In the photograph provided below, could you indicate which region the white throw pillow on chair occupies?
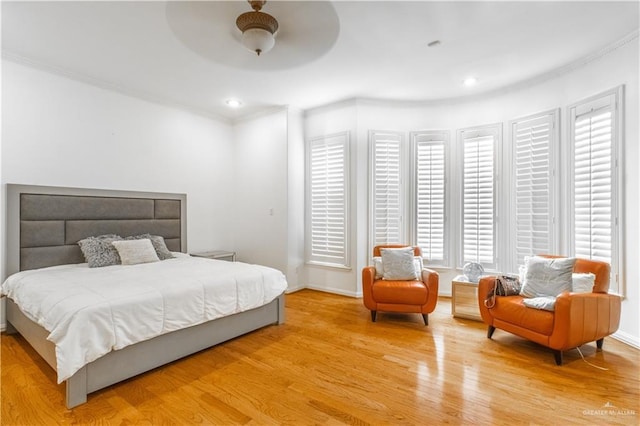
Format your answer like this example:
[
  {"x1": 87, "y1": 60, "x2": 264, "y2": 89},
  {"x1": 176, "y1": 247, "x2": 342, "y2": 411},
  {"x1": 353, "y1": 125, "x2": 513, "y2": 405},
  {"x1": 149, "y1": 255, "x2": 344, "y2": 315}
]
[
  {"x1": 380, "y1": 247, "x2": 420, "y2": 280},
  {"x1": 520, "y1": 256, "x2": 576, "y2": 298}
]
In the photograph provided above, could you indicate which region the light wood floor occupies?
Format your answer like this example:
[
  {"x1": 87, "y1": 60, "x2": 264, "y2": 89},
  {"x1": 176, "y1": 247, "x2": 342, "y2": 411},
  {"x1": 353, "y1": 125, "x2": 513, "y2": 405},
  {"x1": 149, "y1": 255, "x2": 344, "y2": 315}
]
[{"x1": 1, "y1": 289, "x2": 639, "y2": 425}]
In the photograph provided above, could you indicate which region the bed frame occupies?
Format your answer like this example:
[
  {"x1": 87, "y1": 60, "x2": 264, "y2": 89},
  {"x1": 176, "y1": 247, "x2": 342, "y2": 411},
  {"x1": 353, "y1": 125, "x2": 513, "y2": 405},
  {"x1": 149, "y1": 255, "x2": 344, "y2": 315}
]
[{"x1": 4, "y1": 184, "x2": 285, "y2": 408}]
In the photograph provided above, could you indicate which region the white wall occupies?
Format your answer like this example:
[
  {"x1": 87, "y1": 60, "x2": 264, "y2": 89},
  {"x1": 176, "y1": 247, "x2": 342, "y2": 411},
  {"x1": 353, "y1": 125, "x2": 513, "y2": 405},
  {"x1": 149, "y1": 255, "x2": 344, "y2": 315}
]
[
  {"x1": 1, "y1": 59, "x2": 236, "y2": 327},
  {"x1": 286, "y1": 107, "x2": 306, "y2": 292},
  {"x1": 232, "y1": 109, "x2": 289, "y2": 273},
  {"x1": 231, "y1": 107, "x2": 305, "y2": 291},
  {"x1": 302, "y1": 37, "x2": 639, "y2": 346}
]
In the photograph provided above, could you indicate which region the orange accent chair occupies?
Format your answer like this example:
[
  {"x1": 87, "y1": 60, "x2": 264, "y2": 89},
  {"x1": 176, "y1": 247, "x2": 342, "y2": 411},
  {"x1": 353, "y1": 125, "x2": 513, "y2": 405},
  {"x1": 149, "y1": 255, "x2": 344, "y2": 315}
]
[
  {"x1": 362, "y1": 245, "x2": 439, "y2": 325},
  {"x1": 477, "y1": 256, "x2": 621, "y2": 365}
]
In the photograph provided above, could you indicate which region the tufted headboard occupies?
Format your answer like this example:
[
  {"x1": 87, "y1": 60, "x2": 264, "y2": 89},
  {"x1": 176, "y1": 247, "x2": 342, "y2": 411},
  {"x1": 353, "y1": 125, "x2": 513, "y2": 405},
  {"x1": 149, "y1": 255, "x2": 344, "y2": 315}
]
[{"x1": 5, "y1": 184, "x2": 187, "y2": 277}]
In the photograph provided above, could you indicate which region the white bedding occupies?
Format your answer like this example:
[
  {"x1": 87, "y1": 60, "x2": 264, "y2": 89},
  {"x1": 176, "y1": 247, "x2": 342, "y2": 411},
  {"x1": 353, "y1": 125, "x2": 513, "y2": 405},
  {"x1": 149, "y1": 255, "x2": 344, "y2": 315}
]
[{"x1": 1, "y1": 254, "x2": 287, "y2": 383}]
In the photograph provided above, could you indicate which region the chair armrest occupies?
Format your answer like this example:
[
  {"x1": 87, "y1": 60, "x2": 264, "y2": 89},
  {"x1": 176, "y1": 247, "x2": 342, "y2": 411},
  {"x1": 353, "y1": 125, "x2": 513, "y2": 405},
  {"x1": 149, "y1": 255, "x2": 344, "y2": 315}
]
[
  {"x1": 477, "y1": 276, "x2": 498, "y2": 325},
  {"x1": 421, "y1": 268, "x2": 439, "y2": 313},
  {"x1": 421, "y1": 268, "x2": 439, "y2": 293},
  {"x1": 362, "y1": 266, "x2": 376, "y2": 310},
  {"x1": 549, "y1": 292, "x2": 622, "y2": 350}
]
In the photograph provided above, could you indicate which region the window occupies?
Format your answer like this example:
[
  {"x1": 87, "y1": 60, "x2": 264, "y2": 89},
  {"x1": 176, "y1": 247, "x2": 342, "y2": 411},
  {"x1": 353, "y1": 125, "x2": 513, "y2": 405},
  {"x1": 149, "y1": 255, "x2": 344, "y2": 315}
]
[
  {"x1": 569, "y1": 87, "x2": 622, "y2": 293},
  {"x1": 306, "y1": 132, "x2": 350, "y2": 267},
  {"x1": 458, "y1": 125, "x2": 501, "y2": 270},
  {"x1": 411, "y1": 131, "x2": 448, "y2": 265},
  {"x1": 369, "y1": 131, "x2": 404, "y2": 251},
  {"x1": 510, "y1": 110, "x2": 559, "y2": 269}
]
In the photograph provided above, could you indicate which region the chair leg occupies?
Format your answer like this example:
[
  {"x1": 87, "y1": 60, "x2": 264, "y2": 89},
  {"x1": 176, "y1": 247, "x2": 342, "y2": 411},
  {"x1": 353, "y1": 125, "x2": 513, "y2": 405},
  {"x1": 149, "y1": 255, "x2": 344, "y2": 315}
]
[
  {"x1": 422, "y1": 314, "x2": 428, "y2": 326},
  {"x1": 370, "y1": 310, "x2": 377, "y2": 322},
  {"x1": 487, "y1": 325, "x2": 496, "y2": 339},
  {"x1": 596, "y1": 338, "x2": 604, "y2": 350},
  {"x1": 554, "y1": 350, "x2": 563, "y2": 366}
]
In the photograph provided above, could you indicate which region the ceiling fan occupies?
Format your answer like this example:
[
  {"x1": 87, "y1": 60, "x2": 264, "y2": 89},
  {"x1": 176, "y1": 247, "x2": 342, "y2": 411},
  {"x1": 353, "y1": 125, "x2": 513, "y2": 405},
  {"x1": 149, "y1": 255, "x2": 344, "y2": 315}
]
[
  {"x1": 235, "y1": 1, "x2": 279, "y2": 56},
  {"x1": 166, "y1": 1, "x2": 339, "y2": 70}
]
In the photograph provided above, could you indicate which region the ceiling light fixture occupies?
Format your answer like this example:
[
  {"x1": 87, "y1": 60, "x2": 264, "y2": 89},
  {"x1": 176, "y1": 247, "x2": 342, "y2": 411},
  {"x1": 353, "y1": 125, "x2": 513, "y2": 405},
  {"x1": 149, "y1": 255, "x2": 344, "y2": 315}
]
[
  {"x1": 463, "y1": 76, "x2": 478, "y2": 87},
  {"x1": 226, "y1": 99, "x2": 242, "y2": 108},
  {"x1": 236, "y1": 0, "x2": 279, "y2": 56}
]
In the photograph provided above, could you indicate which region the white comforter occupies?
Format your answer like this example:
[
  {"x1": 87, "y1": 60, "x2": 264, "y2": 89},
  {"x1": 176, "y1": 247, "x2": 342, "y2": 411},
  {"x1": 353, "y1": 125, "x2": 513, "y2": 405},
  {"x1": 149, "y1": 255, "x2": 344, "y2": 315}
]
[{"x1": 1, "y1": 254, "x2": 287, "y2": 383}]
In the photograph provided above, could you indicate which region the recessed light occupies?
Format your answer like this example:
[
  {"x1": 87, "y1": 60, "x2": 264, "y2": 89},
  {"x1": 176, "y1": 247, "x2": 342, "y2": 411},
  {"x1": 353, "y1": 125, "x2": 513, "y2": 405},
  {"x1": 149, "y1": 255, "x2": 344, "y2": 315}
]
[
  {"x1": 225, "y1": 99, "x2": 242, "y2": 108},
  {"x1": 463, "y1": 77, "x2": 478, "y2": 87}
]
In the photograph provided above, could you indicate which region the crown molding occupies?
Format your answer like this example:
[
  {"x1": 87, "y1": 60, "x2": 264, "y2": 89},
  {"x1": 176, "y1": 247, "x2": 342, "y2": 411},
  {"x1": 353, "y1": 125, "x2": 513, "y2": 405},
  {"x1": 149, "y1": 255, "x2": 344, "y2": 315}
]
[
  {"x1": 2, "y1": 50, "x2": 231, "y2": 125},
  {"x1": 230, "y1": 105, "x2": 290, "y2": 125},
  {"x1": 304, "y1": 98, "x2": 359, "y2": 117},
  {"x1": 481, "y1": 29, "x2": 639, "y2": 99}
]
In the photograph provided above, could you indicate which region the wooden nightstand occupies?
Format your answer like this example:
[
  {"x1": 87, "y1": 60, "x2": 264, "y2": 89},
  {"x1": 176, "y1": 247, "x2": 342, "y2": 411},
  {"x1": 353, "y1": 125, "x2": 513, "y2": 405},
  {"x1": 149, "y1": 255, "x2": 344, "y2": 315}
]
[
  {"x1": 452, "y1": 279, "x2": 482, "y2": 321},
  {"x1": 191, "y1": 250, "x2": 236, "y2": 262}
]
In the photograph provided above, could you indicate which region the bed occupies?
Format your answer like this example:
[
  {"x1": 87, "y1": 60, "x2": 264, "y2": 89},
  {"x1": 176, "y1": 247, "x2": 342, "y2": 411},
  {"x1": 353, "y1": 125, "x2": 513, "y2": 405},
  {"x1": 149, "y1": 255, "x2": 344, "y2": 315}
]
[{"x1": 2, "y1": 184, "x2": 286, "y2": 408}]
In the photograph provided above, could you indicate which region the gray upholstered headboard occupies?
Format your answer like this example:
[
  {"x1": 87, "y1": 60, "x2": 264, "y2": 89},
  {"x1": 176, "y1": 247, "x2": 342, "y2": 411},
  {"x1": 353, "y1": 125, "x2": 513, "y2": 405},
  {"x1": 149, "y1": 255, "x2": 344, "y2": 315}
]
[{"x1": 6, "y1": 184, "x2": 187, "y2": 276}]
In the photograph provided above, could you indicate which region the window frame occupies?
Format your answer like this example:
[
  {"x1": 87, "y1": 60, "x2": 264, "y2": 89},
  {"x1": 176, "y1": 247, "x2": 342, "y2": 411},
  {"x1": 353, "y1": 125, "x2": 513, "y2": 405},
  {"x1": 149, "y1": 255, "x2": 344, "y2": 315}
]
[
  {"x1": 567, "y1": 86, "x2": 624, "y2": 295},
  {"x1": 368, "y1": 130, "x2": 407, "y2": 259},
  {"x1": 457, "y1": 123, "x2": 502, "y2": 271},
  {"x1": 409, "y1": 130, "x2": 451, "y2": 267},
  {"x1": 305, "y1": 131, "x2": 351, "y2": 269},
  {"x1": 508, "y1": 109, "x2": 560, "y2": 271}
]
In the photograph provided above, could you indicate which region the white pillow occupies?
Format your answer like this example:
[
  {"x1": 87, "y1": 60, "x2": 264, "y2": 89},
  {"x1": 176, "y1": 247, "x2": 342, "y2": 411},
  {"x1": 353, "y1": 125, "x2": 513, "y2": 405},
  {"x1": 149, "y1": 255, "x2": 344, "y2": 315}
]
[
  {"x1": 572, "y1": 272, "x2": 596, "y2": 293},
  {"x1": 125, "y1": 234, "x2": 174, "y2": 260},
  {"x1": 111, "y1": 239, "x2": 160, "y2": 265},
  {"x1": 373, "y1": 256, "x2": 384, "y2": 279},
  {"x1": 413, "y1": 256, "x2": 424, "y2": 277},
  {"x1": 519, "y1": 264, "x2": 526, "y2": 282},
  {"x1": 380, "y1": 247, "x2": 419, "y2": 280},
  {"x1": 520, "y1": 256, "x2": 576, "y2": 298},
  {"x1": 522, "y1": 296, "x2": 557, "y2": 311},
  {"x1": 373, "y1": 255, "x2": 423, "y2": 279}
]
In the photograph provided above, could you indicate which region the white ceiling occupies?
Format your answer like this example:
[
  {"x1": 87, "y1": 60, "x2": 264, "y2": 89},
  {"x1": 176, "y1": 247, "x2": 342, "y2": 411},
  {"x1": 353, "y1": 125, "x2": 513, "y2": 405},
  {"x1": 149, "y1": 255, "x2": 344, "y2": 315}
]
[{"x1": 2, "y1": 1, "x2": 638, "y2": 121}]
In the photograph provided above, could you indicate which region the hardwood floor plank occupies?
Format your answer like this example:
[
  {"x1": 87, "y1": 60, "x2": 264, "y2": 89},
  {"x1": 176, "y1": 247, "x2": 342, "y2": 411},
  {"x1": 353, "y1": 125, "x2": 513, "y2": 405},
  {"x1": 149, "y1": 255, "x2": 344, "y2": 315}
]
[{"x1": 2, "y1": 289, "x2": 639, "y2": 425}]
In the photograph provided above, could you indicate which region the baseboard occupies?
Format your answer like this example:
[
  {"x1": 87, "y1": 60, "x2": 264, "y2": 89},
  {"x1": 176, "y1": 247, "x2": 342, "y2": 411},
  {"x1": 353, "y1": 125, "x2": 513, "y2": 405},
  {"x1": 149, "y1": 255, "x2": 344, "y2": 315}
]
[
  {"x1": 305, "y1": 284, "x2": 361, "y2": 298},
  {"x1": 611, "y1": 330, "x2": 640, "y2": 349},
  {"x1": 285, "y1": 283, "x2": 307, "y2": 294},
  {"x1": 1, "y1": 297, "x2": 5, "y2": 332}
]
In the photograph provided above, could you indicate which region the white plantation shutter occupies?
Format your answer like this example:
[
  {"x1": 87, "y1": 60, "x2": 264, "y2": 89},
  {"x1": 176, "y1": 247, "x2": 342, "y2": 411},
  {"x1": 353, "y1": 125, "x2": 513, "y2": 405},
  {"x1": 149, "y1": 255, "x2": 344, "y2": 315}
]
[
  {"x1": 307, "y1": 132, "x2": 349, "y2": 267},
  {"x1": 512, "y1": 111, "x2": 557, "y2": 268},
  {"x1": 574, "y1": 109, "x2": 612, "y2": 262},
  {"x1": 461, "y1": 127, "x2": 498, "y2": 269},
  {"x1": 370, "y1": 131, "x2": 404, "y2": 249},
  {"x1": 412, "y1": 131, "x2": 447, "y2": 265},
  {"x1": 569, "y1": 88, "x2": 621, "y2": 293}
]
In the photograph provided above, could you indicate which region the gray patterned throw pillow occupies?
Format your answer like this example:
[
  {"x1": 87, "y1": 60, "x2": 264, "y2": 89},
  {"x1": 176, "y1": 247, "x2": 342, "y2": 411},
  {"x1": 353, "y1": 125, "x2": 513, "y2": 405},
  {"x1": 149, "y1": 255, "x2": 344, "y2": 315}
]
[
  {"x1": 78, "y1": 234, "x2": 123, "y2": 268},
  {"x1": 125, "y1": 234, "x2": 175, "y2": 260}
]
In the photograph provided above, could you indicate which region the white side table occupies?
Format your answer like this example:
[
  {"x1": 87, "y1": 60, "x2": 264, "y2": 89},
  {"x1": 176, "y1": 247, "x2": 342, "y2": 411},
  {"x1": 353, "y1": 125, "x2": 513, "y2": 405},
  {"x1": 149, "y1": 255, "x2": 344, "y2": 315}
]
[
  {"x1": 191, "y1": 250, "x2": 236, "y2": 262},
  {"x1": 451, "y1": 279, "x2": 482, "y2": 321}
]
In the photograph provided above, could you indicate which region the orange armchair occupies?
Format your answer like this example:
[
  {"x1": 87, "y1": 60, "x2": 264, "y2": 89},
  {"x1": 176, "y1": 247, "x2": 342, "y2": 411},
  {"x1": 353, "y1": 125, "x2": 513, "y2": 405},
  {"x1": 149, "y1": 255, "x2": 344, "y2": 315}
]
[
  {"x1": 362, "y1": 245, "x2": 439, "y2": 325},
  {"x1": 478, "y1": 256, "x2": 621, "y2": 365}
]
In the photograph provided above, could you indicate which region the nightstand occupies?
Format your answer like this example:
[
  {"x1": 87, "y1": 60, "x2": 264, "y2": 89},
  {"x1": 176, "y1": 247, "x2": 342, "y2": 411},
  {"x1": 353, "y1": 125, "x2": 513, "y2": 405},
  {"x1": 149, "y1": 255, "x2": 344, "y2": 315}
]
[
  {"x1": 191, "y1": 250, "x2": 236, "y2": 262},
  {"x1": 451, "y1": 279, "x2": 482, "y2": 321}
]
